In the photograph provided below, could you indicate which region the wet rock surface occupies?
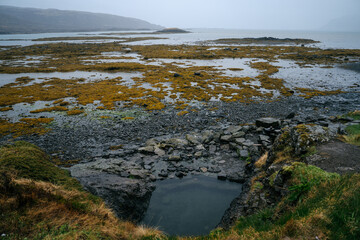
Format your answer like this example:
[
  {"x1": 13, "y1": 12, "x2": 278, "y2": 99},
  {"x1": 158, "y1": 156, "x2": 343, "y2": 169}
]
[
  {"x1": 1, "y1": 93, "x2": 360, "y2": 224},
  {"x1": 219, "y1": 115, "x2": 360, "y2": 229}
]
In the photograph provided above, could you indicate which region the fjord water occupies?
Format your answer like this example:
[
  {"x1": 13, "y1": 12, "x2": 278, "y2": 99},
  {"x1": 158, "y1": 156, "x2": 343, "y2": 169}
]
[
  {"x1": 1, "y1": 28, "x2": 360, "y2": 49},
  {"x1": 141, "y1": 175, "x2": 242, "y2": 236}
]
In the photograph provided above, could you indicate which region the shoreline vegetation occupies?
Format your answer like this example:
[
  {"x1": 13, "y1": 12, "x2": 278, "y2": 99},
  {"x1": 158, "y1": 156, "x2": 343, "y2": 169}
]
[
  {"x1": 0, "y1": 111, "x2": 359, "y2": 239},
  {"x1": 0, "y1": 34, "x2": 360, "y2": 239},
  {"x1": 209, "y1": 37, "x2": 320, "y2": 45},
  {"x1": 0, "y1": 39, "x2": 359, "y2": 137}
]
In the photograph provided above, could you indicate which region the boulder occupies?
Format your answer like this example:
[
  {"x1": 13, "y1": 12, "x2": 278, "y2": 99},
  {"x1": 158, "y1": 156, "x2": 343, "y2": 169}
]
[{"x1": 256, "y1": 117, "x2": 281, "y2": 128}]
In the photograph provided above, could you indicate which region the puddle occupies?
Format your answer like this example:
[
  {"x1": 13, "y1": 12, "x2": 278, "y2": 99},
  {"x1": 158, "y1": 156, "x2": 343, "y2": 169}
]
[
  {"x1": 0, "y1": 71, "x2": 143, "y2": 87},
  {"x1": 152, "y1": 58, "x2": 259, "y2": 78},
  {"x1": 141, "y1": 175, "x2": 241, "y2": 236},
  {"x1": 340, "y1": 62, "x2": 360, "y2": 73},
  {"x1": 273, "y1": 60, "x2": 360, "y2": 91}
]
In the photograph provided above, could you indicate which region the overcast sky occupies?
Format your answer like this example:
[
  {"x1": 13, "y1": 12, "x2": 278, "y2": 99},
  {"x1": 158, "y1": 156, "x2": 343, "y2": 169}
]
[{"x1": 0, "y1": 0, "x2": 359, "y2": 30}]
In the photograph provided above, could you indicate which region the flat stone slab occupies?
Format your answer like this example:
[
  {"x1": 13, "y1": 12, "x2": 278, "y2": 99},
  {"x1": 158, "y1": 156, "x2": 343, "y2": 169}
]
[
  {"x1": 256, "y1": 117, "x2": 281, "y2": 128},
  {"x1": 307, "y1": 140, "x2": 360, "y2": 174}
]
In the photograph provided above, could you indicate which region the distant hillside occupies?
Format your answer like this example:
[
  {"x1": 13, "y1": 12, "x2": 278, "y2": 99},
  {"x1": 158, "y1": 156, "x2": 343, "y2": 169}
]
[
  {"x1": 0, "y1": 5, "x2": 163, "y2": 34},
  {"x1": 321, "y1": 15, "x2": 360, "y2": 32}
]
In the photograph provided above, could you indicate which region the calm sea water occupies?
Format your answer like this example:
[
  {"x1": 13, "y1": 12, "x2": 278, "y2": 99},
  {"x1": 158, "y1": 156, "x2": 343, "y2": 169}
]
[{"x1": 1, "y1": 28, "x2": 360, "y2": 49}]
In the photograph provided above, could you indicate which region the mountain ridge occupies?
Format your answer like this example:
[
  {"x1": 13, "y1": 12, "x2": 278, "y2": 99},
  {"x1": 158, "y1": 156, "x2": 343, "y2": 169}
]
[{"x1": 0, "y1": 5, "x2": 163, "y2": 34}]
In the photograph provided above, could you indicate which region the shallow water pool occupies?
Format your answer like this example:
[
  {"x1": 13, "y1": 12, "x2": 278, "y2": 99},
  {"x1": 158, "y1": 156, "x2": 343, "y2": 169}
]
[{"x1": 141, "y1": 175, "x2": 242, "y2": 236}]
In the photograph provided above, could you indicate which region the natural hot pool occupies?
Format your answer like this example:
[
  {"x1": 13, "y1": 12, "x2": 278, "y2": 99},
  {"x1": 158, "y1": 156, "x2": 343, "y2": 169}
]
[{"x1": 141, "y1": 175, "x2": 242, "y2": 236}]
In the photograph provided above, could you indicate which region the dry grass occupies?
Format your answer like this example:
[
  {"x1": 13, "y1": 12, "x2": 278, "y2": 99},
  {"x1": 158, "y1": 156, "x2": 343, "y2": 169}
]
[{"x1": 254, "y1": 152, "x2": 268, "y2": 169}]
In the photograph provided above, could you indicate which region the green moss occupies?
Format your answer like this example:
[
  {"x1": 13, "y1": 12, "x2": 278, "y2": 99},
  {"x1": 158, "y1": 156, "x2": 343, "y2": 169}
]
[
  {"x1": 269, "y1": 171, "x2": 278, "y2": 187},
  {"x1": 0, "y1": 141, "x2": 82, "y2": 190},
  {"x1": 343, "y1": 124, "x2": 360, "y2": 146}
]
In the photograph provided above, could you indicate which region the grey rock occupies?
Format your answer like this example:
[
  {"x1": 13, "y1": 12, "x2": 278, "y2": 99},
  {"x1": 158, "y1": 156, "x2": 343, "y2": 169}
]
[
  {"x1": 154, "y1": 147, "x2": 165, "y2": 156},
  {"x1": 239, "y1": 150, "x2": 249, "y2": 158},
  {"x1": 168, "y1": 155, "x2": 181, "y2": 161},
  {"x1": 259, "y1": 135, "x2": 270, "y2": 142},
  {"x1": 186, "y1": 133, "x2": 203, "y2": 145},
  {"x1": 138, "y1": 146, "x2": 154, "y2": 154},
  {"x1": 165, "y1": 138, "x2": 189, "y2": 148},
  {"x1": 220, "y1": 135, "x2": 233, "y2": 142},
  {"x1": 145, "y1": 138, "x2": 157, "y2": 146},
  {"x1": 217, "y1": 173, "x2": 227, "y2": 180},
  {"x1": 176, "y1": 172, "x2": 186, "y2": 178},
  {"x1": 232, "y1": 131, "x2": 246, "y2": 138},
  {"x1": 256, "y1": 117, "x2": 281, "y2": 128},
  {"x1": 220, "y1": 144, "x2": 230, "y2": 151},
  {"x1": 70, "y1": 172, "x2": 154, "y2": 223},
  {"x1": 225, "y1": 125, "x2": 243, "y2": 134},
  {"x1": 196, "y1": 144, "x2": 206, "y2": 151},
  {"x1": 201, "y1": 130, "x2": 214, "y2": 143},
  {"x1": 209, "y1": 145, "x2": 217, "y2": 153},
  {"x1": 235, "y1": 138, "x2": 246, "y2": 144},
  {"x1": 194, "y1": 151, "x2": 203, "y2": 157},
  {"x1": 158, "y1": 170, "x2": 168, "y2": 177}
]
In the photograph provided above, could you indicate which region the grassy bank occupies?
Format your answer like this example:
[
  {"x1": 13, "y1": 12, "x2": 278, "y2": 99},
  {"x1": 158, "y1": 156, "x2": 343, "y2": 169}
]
[
  {"x1": 192, "y1": 164, "x2": 359, "y2": 240},
  {"x1": 1, "y1": 122, "x2": 359, "y2": 239},
  {"x1": 0, "y1": 141, "x2": 164, "y2": 240}
]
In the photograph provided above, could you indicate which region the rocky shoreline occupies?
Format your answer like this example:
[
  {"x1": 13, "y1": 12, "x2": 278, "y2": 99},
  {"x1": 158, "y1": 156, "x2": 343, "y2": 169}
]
[{"x1": 1, "y1": 92, "x2": 360, "y2": 225}]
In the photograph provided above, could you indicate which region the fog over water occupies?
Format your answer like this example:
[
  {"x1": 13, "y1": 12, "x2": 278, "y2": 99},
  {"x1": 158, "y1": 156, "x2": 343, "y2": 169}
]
[{"x1": 0, "y1": 0, "x2": 359, "y2": 31}]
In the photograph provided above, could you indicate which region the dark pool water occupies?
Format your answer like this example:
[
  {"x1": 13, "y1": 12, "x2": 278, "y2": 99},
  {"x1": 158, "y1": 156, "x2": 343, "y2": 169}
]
[{"x1": 141, "y1": 175, "x2": 242, "y2": 236}]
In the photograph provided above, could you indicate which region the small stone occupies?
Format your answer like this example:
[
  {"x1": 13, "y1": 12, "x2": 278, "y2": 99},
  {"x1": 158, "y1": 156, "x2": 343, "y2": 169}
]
[
  {"x1": 242, "y1": 140, "x2": 254, "y2": 147},
  {"x1": 194, "y1": 151, "x2": 203, "y2": 157},
  {"x1": 220, "y1": 144, "x2": 230, "y2": 151},
  {"x1": 144, "y1": 165, "x2": 152, "y2": 170},
  {"x1": 200, "y1": 167, "x2": 208, "y2": 173},
  {"x1": 286, "y1": 112, "x2": 296, "y2": 119},
  {"x1": 201, "y1": 130, "x2": 214, "y2": 143},
  {"x1": 235, "y1": 138, "x2": 246, "y2": 144},
  {"x1": 168, "y1": 155, "x2": 181, "y2": 161},
  {"x1": 259, "y1": 135, "x2": 270, "y2": 142},
  {"x1": 209, "y1": 145, "x2": 217, "y2": 153},
  {"x1": 176, "y1": 172, "x2": 186, "y2": 178},
  {"x1": 225, "y1": 125, "x2": 242, "y2": 134},
  {"x1": 217, "y1": 173, "x2": 227, "y2": 180},
  {"x1": 239, "y1": 150, "x2": 249, "y2": 158},
  {"x1": 154, "y1": 147, "x2": 165, "y2": 156},
  {"x1": 167, "y1": 166, "x2": 177, "y2": 172},
  {"x1": 196, "y1": 144, "x2": 206, "y2": 151},
  {"x1": 166, "y1": 138, "x2": 189, "y2": 148},
  {"x1": 145, "y1": 138, "x2": 157, "y2": 146},
  {"x1": 232, "y1": 131, "x2": 245, "y2": 138},
  {"x1": 218, "y1": 160, "x2": 226, "y2": 164},
  {"x1": 158, "y1": 170, "x2": 168, "y2": 177},
  {"x1": 186, "y1": 134, "x2": 202, "y2": 145},
  {"x1": 208, "y1": 166, "x2": 221, "y2": 173},
  {"x1": 256, "y1": 117, "x2": 281, "y2": 128},
  {"x1": 220, "y1": 135, "x2": 233, "y2": 142},
  {"x1": 138, "y1": 146, "x2": 154, "y2": 153}
]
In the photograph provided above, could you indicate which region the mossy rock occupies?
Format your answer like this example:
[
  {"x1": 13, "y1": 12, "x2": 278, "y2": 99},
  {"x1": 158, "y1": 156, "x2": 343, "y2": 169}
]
[{"x1": 0, "y1": 141, "x2": 81, "y2": 190}]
